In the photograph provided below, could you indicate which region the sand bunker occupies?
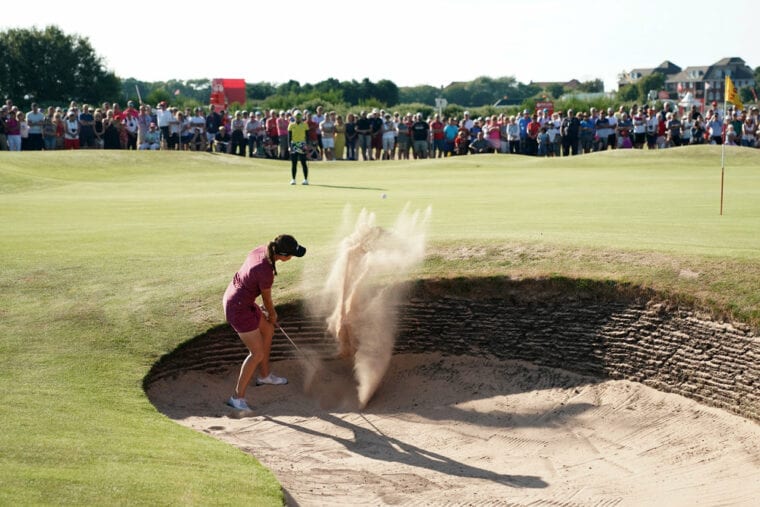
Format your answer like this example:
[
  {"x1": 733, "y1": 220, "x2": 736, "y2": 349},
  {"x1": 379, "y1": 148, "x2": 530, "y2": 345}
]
[
  {"x1": 148, "y1": 353, "x2": 760, "y2": 506},
  {"x1": 146, "y1": 271, "x2": 760, "y2": 505}
]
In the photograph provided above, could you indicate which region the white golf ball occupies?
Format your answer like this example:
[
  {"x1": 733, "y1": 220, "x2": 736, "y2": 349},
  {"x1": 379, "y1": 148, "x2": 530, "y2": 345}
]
[{"x1": 381, "y1": 193, "x2": 387, "y2": 199}]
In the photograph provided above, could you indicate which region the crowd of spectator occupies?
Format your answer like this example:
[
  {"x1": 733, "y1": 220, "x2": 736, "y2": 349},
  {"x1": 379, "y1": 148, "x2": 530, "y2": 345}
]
[{"x1": 1, "y1": 98, "x2": 758, "y2": 160}]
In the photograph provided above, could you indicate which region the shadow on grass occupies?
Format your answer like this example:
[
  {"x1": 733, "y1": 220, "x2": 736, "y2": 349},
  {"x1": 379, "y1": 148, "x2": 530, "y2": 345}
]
[{"x1": 307, "y1": 183, "x2": 387, "y2": 191}]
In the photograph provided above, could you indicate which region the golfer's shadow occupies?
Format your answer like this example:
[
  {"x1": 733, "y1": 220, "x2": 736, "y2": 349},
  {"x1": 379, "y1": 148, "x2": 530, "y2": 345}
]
[
  {"x1": 261, "y1": 413, "x2": 548, "y2": 490},
  {"x1": 308, "y1": 183, "x2": 386, "y2": 191}
]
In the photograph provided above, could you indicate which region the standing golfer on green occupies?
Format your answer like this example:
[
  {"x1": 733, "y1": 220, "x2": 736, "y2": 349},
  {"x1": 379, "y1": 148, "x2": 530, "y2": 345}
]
[
  {"x1": 223, "y1": 234, "x2": 306, "y2": 411},
  {"x1": 288, "y1": 110, "x2": 310, "y2": 185}
]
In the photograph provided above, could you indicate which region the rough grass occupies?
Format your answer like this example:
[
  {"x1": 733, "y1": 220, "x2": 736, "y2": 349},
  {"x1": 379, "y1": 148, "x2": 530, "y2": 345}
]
[{"x1": 1, "y1": 146, "x2": 758, "y2": 505}]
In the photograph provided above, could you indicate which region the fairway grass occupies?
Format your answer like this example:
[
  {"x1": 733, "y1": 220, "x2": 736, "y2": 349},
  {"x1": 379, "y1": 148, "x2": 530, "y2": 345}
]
[{"x1": 1, "y1": 147, "x2": 758, "y2": 504}]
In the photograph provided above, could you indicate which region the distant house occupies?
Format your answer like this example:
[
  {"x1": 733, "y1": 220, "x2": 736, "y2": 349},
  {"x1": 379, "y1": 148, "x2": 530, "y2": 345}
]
[
  {"x1": 619, "y1": 57, "x2": 755, "y2": 104},
  {"x1": 665, "y1": 57, "x2": 755, "y2": 104},
  {"x1": 529, "y1": 79, "x2": 582, "y2": 91},
  {"x1": 618, "y1": 61, "x2": 682, "y2": 88}
]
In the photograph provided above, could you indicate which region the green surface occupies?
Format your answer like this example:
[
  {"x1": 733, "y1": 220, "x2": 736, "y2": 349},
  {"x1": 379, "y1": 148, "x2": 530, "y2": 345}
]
[{"x1": 1, "y1": 146, "x2": 758, "y2": 504}]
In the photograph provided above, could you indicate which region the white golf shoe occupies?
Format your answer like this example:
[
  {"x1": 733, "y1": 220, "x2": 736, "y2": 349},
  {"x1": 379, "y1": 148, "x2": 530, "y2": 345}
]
[{"x1": 256, "y1": 373, "x2": 288, "y2": 386}]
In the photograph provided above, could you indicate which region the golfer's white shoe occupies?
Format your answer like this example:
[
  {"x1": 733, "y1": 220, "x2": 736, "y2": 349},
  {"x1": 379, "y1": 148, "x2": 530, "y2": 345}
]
[
  {"x1": 302, "y1": 179, "x2": 309, "y2": 185},
  {"x1": 256, "y1": 373, "x2": 288, "y2": 386},
  {"x1": 227, "y1": 396, "x2": 251, "y2": 411},
  {"x1": 290, "y1": 179, "x2": 296, "y2": 185}
]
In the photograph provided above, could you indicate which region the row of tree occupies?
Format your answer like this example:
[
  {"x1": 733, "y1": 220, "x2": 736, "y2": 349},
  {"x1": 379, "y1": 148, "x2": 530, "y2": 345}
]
[
  {"x1": 122, "y1": 76, "x2": 603, "y2": 112},
  {"x1": 1, "y1": 26, "x2": 605, "y2": 112},
  {"x1": 0, "y1": 26, "x2": 121, "y2": 106},
  {"x1": 2, "y1": 26, "x2": 757, "y2": 115}
]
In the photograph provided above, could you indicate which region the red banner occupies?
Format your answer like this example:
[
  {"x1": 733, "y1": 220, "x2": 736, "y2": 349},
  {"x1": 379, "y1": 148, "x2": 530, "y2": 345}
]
[
  {"x1": 535, "y1": 101, "x2": 554, "y2": 115},
  {"x1": 210, "y1": 79, "x2": 247, "y2": 110}
]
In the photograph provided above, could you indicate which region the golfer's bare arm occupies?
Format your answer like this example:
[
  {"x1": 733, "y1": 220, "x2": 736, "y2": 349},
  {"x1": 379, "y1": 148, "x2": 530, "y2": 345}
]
[{"x1": 261, "y1": 288, "x2": 277, "y2": 324}]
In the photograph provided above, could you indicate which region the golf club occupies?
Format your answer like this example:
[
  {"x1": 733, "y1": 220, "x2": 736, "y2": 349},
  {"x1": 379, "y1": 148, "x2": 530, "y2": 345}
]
[
  {"x1": 277, "y1": 323, "x2": 306, "y2": 356},
  {"x1": 277, "y1": 323, "x2": 345, "y2": 379}
]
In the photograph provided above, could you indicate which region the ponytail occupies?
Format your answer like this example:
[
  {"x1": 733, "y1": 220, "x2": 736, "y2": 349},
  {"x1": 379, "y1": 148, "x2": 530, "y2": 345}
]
[{"x1": 267, "y1": 241, "x2": 278, "y2": 276}]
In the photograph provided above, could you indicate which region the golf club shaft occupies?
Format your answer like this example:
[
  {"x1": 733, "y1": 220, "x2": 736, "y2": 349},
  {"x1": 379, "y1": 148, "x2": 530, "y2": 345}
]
[{"x1": 277, "y1": 323, "x2": 311, "y2": 362}]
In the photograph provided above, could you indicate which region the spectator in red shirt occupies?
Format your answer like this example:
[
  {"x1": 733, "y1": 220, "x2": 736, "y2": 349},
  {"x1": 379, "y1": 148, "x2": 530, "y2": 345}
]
[
  {"x1": 265, "y1": 110, "x2": 279, "y2": 158},
  {"x1": 306, "y1": 113, "x2": 320, "y2": 160},
  {"x1": 526, "y1": 114, "x2": 541, "y2": 155},
  {"x1": 123, "y1": 101, "x2": 139, "y2": 120},
  {"x1": 430, "y1": 114, "x2": 445, "y2": 158},
  {"x1": 112, "y1": 103, "x2": 124, "y2": 122},
  {"x1": 276, "y1": 111, "x2": 290, "y2": 159},
  {"x1": 454, "y1": 129, "x2": 469, "y2": 155}
]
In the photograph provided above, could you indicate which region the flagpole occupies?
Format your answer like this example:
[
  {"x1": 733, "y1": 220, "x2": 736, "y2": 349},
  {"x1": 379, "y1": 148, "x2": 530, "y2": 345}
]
[
  {"x1": 719, "y1": 148, "x2": 725, "y2": 215},
  {"x1": 719, "y1": 76, "x2": 745, "y2": 216},
  {"x1": 720, "y1": 89, "x2": 726, "y2": 216}
]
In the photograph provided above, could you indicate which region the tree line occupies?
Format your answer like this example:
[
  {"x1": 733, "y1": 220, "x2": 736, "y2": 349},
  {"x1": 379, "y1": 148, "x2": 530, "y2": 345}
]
[
  {"x1": 1, "y1": 26, "x2": 603, "y2": 113},
  {"x1": 3, "y1": 26, "x2": 756, "y2": 116}
]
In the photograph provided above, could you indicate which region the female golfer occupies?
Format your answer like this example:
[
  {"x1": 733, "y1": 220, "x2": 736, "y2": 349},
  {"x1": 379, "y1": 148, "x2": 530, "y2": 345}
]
[
  {"x1": 224, "y1": 234, "x2": 306, "y2": 411},
  {"x1": 288, "y1": 110, "x2": 310, "y2": 185}
]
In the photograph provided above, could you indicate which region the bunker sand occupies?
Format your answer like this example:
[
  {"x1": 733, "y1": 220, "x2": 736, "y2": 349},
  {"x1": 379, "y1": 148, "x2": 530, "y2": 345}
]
[{"x1": 147, "y1": 352, "x2": 760, "y2": 506}]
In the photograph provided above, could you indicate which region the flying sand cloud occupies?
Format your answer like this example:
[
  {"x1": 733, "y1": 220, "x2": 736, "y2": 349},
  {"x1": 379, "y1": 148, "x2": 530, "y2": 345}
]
[{"x1": 315, "y1": 205, "x2": 431, "y2": 408}]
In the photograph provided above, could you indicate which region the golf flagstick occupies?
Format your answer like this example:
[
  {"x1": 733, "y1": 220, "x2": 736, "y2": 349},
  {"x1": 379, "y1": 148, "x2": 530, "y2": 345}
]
[
  {"x1": 720, "y1": 91, "x2": 726, "y2": 216},
  {"x1": 720, "y1": 75, "x2": 745, "y2": 216}
]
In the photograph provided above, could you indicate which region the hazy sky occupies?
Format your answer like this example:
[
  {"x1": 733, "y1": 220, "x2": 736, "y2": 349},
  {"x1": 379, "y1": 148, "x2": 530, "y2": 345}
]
[{"x1": 3, "y1": 0, "x2": 757, "y2": 92}]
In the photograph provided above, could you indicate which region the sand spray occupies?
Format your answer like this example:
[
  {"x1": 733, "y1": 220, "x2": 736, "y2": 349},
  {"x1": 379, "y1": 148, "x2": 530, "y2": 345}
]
[{"x1": 309, "y1": 205, "x2": 430, "y2": 408}]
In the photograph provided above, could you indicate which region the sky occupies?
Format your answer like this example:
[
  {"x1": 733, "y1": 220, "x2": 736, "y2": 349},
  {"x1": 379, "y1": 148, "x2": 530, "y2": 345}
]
[{"x1": 2, "y1": 0, "x2": 757, "y2": 93}]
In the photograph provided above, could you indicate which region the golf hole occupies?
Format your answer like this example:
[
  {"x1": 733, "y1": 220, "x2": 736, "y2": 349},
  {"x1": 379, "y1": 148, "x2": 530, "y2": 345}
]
[{"x1": 145, "y1": 277, "x2": 760, "y2": 505}]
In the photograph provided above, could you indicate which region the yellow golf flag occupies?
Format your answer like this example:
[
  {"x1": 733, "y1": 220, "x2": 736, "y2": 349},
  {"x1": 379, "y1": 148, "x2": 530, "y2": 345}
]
[{"x1": 725, "y1": 76, "x2": 743, "y2": 110}]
